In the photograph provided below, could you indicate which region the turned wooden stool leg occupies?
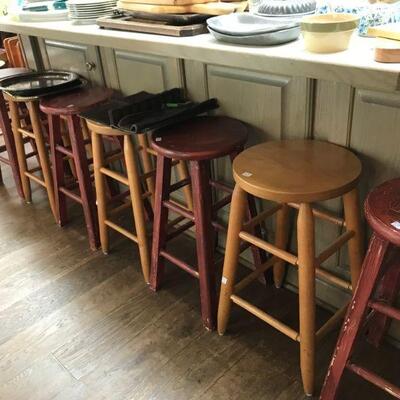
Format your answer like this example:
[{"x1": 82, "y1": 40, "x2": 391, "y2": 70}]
[
  {"x1": 297, "y1": 203, "x2": 316, "y2": 397},
  {"x1": 218, "y1": 184, "x2": 247, "y2": 335},
  {"x1": 92, "y1": 129, "x2": 109, "y2": 254},
  {"x1": 124, "y1": 135, "x2": 151, "y2": 283},
  {"x1": 177, "y1": 160, "x2": 193, "y2": 210},
  {"x1": 191, "y1": 159, "x2": 216, "y2": 330},
  {"x1": 150, "y1": 155, "x2": 172, "y2": 291},
  {"x1": 137, "y1": 133, "x2": 155, "y2": 207},
  {"x1": 9, "y1": 100, "x2": 31, "y2": 202},
  {"x1": 273, "y1": 203, "x2": 290, "y2": 288},
  {"x1": 320, "y1": 234, "x2": 389, "y2": 400},
  {"x1": 27, "y1": 101, "x2": 57, "y2": 220},
  {"x1": 48, "y1": 114, "x2": 67, "y2": 225},
  {"x1": 343, "y1": 188, "x2": 364, "y2": 290},
  {"x1": 0, "y1": 95, "x2": 24, "y2": 197},
  {"x1": 67, "y1": 115, "x2": 99, "y2": 250}
]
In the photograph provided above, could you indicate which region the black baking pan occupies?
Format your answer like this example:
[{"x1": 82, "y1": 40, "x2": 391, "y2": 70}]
[
  {"x1": 122, "y1": 10, "x2": 211, "y2": 25},
  {"x1": 0, "y1": 70, "x2": 81, "y2": 97}
]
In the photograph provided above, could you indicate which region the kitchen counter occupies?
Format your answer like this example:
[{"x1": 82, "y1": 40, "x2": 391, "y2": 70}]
[
  {"x1": 1, "y1": 16, "x2": 399, "y2": 91},
  {"x1": 2, "y1": 14, "x2": 400, "y2": 341}
]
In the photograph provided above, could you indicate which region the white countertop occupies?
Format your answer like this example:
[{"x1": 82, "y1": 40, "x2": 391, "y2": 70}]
[{"x1": 1, "y1": 16, "x2": 400, "y2": 91}]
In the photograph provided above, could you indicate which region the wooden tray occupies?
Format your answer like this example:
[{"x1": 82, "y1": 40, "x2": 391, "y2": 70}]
[
  {"x1": 117, "y1": 0, "x2": 247, "y2": 15},
  {"x1": 97, "y1": 15, "x2": 208, "y2": 36},
  {"x1": 124, "y1": 10, "x2": 210, "y2": 24},
  {"x1": 119, "y1": 0, "x2": 213, "y2": 5}
]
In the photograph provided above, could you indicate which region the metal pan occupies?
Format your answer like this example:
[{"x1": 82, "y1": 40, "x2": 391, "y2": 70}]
[{"x1": 0, "y1": 70, "x2": 81, "y2": 97}]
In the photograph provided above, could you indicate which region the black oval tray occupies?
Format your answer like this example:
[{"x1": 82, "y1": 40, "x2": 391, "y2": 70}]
[{"x1": 0, "y1": 70, "x2": 81, "y2": 97}]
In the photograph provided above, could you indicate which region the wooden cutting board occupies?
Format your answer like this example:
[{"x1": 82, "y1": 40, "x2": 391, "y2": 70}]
[
  {"x1": 368, "y1": 24, "x2": 400, "y2": 41},
  {"x1": 118, "y1": 0, "x2": 213, "y2": 5},
  {"x1": 97, "y1": 15, "x2": 207, "y2": 36},
  {"x1": 117, "y1": 0, "x2": 247, "y2": 14},
  {"x1": 375, "y1": 38, "x2": 400, "y2": 63}
]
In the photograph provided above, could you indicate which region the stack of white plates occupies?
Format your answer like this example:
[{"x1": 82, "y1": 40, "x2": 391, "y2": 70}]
[{"x1": 68, "y1": 0, "x2": 117, "y2": 24}]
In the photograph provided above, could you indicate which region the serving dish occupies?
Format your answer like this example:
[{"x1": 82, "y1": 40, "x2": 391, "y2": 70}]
[
  {"x1": 208, "y1": 24, "x2": 300, "y2": 45},
  {"x1": 207, "y1": 12, "x2": 298, "y2": 36},
  {"x1": 301, "y1": 13, "x2": 359, "y2": 53},
  {"x1": 0, "y1": 71, "x2": 81, "y2": 97}
]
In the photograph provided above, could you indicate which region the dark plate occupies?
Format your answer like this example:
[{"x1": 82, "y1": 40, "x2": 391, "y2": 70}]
[{"x1": 0, "y1": 70, "x2": 81, "y2": 97}]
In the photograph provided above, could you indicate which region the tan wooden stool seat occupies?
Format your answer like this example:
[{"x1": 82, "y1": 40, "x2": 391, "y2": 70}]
[
  {"x1": 218, "y1": 139, "x2": 364, "y2": 397},
  {"x1": 233, "y1": 140, "x2": 361, "y2": 203},
  {"x1": 86, "y1": 119, "x2": 192, "y2": 283}
]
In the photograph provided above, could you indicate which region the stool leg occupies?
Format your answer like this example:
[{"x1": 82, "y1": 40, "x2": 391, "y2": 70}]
[
  {"x1": 150, "y1": 155, "x2": 172, "y2": 290},
  {"x1": 137, "y1": 133, "x2": 155, "y2": 207},
  {"x1": 320, "y1": 234, "x2": 389, "y2": 400},
  {"x1": 343, "y1": 188, "x2": 364, "y2": 290},
  {"x1": 27, "y1": 101, "x2": 57, "y2": 221},
  {"x1": 67, "y1": 116, "x2": 99, "y2": 251},
  {"x1": 191, "y1": 159, "x2": 216, "y2": 330},
  {"x1": 0, "y1": 95, "x2": 24, "y2": 198},
  {"x1": 177, "y1": 160, "x2": 193, "y2": 211},
  {"x1": 92, "y1": 129, "x2": 109, "y2": 254},
  {"x1": 218, "y1": 184, "x2": 247, "y2": 335},
  {"x1": 9, "y1": 99, "x2": 31, "y2": 202},
  {"x1": 124, "y1": 135, "x2": 151, "y2": 283},
  {"x1": 273, "y1": 203, "x2": 290, "y2": 288},
  {"x1": 297, "y1": 203, "x2": 316, "y2": 397},
  {"x1": 48, "y1": 114, "x2": 67, "y2": 226},
  {"x1": 367, "y1": 246, "x2": 400, "y2": 347}
]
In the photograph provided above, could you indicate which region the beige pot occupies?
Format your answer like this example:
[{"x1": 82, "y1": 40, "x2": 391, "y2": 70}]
[{"x1": 301, "y1": 13, "x2": 359, "y2": 53}]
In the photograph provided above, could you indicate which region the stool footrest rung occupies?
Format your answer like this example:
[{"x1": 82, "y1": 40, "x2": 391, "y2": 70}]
[
  {"x1": 59, "y1": 186, "x2": 82, "y2": 204},
  {"x1": 166, "y1": 220, "x2": 194, "y2": 241},
  {"x1": 288, "y1": 202, "x2": 345, "y2": 227},
  {"x1": 243, "y1": 204, "x2": 282, "y2": 231},
  {"x1": 164, "y1": 200, "x2": 194, "y2": 221},
  {"x1": 239, "y1": 231, "x2": 298, "y2": 265},
  {"x1": 25, "y1": 171, "x2": 45, "y2": 187},
  {"x1": 234, "y1": 256, "x2": 277, "y2": 293},
  {"x1": 55, "y1": 144, "x2": 73, "y2": 158},
  {"x1": 369, "y1": 301, "x2": 400, "y2": 322},
  {"x1": 104, "y1": 149, "x2": 123, "y2": 165},
  {"x1": 209, "y1": 180, "x2": 233, "y2": 194},
  {"x1": 18, "y1": 127, "x2": 35, "y2": 139},
  {"x1": 160, "y1": 250, "x2": 199, "y2": 279},
  {"x1": 314, "y1": 267, "x2": 352, "y2": 292},
  {"x1": 316, "y1": 230, "x2": 355, "y2": 265},
  {"x1": 109, "y1": 201, "x2": 132, "y2": 217},
  {"x1": 316, "y1": 302, "x2": 349, "y2": 342},
  {"x1": 168, "y1": 178, "x2": 190, "y2": 195},
  {"x1": 100, "y1": 167, "x2": 129, "y2": 186},
  {"x1": 230, "y1": 294, "x2": 300, "y2": 341},
  {"x1": 104, "y1": 219, "x2": 138, "y2": 243},
  {"x1": 213, "y1": 195, "x2": 232, "y2": 212},
  {"x1": 0, "y1": 155, "x2": 10, "y2": 165},
  {"x1": 346, "y1": 363, "x2": 400, "y2": 399}
]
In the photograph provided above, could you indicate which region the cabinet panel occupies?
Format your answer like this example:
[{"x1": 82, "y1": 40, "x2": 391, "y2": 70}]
[
  {"x1": 38, "y1": 39, "x2": 104, "y2": 85},
  {"x1": 101, "y1": 48, "x2": 183, "y2": 95}
]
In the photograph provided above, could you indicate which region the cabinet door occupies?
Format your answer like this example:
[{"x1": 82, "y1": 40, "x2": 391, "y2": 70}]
[
  {"x1": 100, "y1": 48, "x2": 184, "y2": 95},
  {"x1": 38, "y1": 38, "x2": 104, "y2": 85}
]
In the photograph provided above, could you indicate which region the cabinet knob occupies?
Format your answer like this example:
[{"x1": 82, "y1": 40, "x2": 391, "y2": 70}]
[{"x1": 85, "y1": 61, "x2": 96, "y2": 71}]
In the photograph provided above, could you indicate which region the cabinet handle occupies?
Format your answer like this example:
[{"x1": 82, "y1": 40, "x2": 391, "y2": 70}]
[{"x1": 85, "y1": 61, "x2": 96, "y2": 71}]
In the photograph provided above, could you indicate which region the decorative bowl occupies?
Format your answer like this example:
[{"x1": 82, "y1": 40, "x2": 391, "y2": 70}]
[
  {"x1": 301, "y1": 13, "x2": 359, "y2": 52},
  {"x1": 255, "y1": 0, "x2": 316, "y2": 16}
]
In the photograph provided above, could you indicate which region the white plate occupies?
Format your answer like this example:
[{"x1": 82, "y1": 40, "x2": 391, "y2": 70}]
[
  {"x1": 68, "y1": 3, "x2": 115, "y2": 8},
  {"x1": 69, "y1": 0, "x2": 116, "y2": 5}
]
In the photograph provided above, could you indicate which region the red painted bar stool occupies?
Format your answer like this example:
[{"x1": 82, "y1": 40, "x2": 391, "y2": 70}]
[
  {"x1": 320, "y1": 178, "x2": 400, "y2": 400},
  {"x1": 150, "y1": 116, "x2": 265, "y2": 330},
  {"x1": 0, "y1": 67, "x2": 31, "y2": 197},
  {"x1": 39, "y1": 87, "x2": 114, "y2": 250},
  {"x1": 217, "y1": 140, "x2": 364, "y2": 396}
]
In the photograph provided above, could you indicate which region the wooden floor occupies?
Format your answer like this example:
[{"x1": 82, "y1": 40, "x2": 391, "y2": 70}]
[{"x1": 0, "y1": 165, "x2": 399, "y2": 400}]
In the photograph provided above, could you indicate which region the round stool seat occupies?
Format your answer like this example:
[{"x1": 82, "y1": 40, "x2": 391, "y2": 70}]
[
  {"x1": 0, "y1": 67, "x2": 31, "y2": 81},
  {"x1": 39, "y1": 86, "x2": 114, "y2": 115},
  {"x1": 365, "y1": 178, "x2": 400, "y2": 247},
  {"x1": 233, "y1": 140, "x2": 361, "y2": 203},
  {"x1": 151, "y1": 116, "x2": 248, "y2": 161}
]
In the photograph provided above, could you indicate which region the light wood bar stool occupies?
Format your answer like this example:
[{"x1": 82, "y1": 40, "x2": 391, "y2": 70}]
[
  {"x1": 5, "y1": 91, "x2": 57, "y2": 220},
  {"x1": 87, "y1": 119, "x2": 192, "y2": 283},
  {"x1": 217, "y1": 139, "x2": 364, "y2": 396}
]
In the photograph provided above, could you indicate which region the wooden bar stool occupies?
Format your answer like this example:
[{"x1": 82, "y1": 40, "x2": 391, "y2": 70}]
[
  {"x1": 0, "y1": 67, "x2": 31, "y2": 197},
  {"x1": 150, "y1": 116, "x2": 265, "y2": 331},
  {"x1": 86, "y1": 119, "x2": 192, "y2": 283},
  {"x1": 39, "y1": 87, "x2": 113, "y2": 250},
  {"x1": 217, "y1": 140, "x2": 364, "y2": 396},
  {"x1": 5, "y1": 91, "x2": 57, "y2": 220},
  {"x1": 320, "y1": 178, "x2": 400, "y2": 400}
]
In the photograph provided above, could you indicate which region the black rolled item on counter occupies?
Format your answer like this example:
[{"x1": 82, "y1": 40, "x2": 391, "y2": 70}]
[{"x1": 80, "y1": 88, "x2": 219, "y2": 134}]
